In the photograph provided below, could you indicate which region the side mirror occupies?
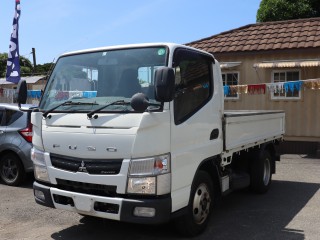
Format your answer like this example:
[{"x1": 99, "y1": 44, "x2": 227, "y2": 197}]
[
  {"x1": 130, "y1": 93, "x2": 149, "y2": 112},
  {"x1": 154, "y1": 67, "x2": 175, "y2": 102},
  {"x1": 15, "y1": 80, "x2": 27, "y2": 107}
]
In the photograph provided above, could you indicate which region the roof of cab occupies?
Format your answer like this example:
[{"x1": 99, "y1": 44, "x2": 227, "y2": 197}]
[{"x1": 60, "y1": 42, "x2": 214, "y2": 58}]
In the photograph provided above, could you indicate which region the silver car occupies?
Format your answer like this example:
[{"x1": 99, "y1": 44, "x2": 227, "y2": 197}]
[{"x1": 0, "y1": 103, "x2": 34, "y2": 186}]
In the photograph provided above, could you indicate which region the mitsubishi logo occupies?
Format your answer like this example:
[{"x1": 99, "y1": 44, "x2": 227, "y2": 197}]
[{"x1": 78, "y1": 161, "x2": 88, "y2": 173}]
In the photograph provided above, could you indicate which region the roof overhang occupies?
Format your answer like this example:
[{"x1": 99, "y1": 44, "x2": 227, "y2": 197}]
[
  {"x1": 220, "y1": 62, "x2": 241, "y2": 69},
  {"x1": 254, "y1": 59, "x2": 320, "y2": 68}
]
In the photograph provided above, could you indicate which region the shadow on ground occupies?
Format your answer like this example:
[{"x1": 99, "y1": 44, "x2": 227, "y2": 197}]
[
  {"x1": 20, "y1": 173, "x2": 34, "y2": 189},
  {"x1": 50, "y1": 180, "x2": 319, "y2": 240}
]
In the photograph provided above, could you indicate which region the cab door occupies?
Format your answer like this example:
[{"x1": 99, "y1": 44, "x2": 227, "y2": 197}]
[{"x1": 170, "y1": 48, "x2": 223, "y2": 211}]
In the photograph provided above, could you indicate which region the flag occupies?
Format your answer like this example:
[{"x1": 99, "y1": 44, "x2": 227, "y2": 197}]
[{"x1": 6, "y1": 0, "x2": 21, "y2": 84}]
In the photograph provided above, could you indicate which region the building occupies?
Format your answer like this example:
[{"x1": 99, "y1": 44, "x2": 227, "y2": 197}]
[
  {"x1": 187, "y1": 17, "x2": 320, "y2": 156},
  {"x1": 0, "y1": 75, "x2": 46, "y2": 104}
]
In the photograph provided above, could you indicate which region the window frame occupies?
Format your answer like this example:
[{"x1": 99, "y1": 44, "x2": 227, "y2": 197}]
[
  {"x1": 271, "y1": 69, "x2": 301, "y2": 100},
  {"x1": 173, "y1": 48, "x2": 214, "y2": 125},
  {"x1": 221, "y1": 71, "x2": 240, "y2": 99},
  {"x1": 40, "y1": 46, "x2": 169, "y2": 112},
  {"x1": 0, "y1": 107, "x2": 4, "y2": 126}
]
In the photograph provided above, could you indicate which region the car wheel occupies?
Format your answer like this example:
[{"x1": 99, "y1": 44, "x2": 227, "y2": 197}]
[
  {"x1": 174, "y1": 171, "x2": 215, "y2": 237},
  {"x1": 0, "y1": 153, "x2": 25, "y2": 186}
]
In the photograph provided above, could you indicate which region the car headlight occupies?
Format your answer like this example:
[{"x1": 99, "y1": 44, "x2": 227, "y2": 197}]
[
  {"x1": 31, "y1": 148, "x2": 50, "y2": 183},
  {"x1": 127, "y1": 153, "x2": 171, "y2": 195}
]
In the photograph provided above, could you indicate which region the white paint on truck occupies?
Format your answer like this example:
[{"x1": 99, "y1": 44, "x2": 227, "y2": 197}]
[{"x1": 26, "y1": 43, "x2": 284, "y2": 236}]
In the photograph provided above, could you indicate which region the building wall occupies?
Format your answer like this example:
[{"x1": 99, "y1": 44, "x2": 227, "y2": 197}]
[{"x1": 215, "y1": 48, "x2": 320, "y2": 142}]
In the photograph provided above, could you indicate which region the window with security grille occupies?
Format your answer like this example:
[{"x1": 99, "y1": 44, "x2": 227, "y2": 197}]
[
  {"x1": 272, "y1": 70, "x2": 300, "y2": 99},
  {"x1": 222, "y1": 72, "x2": 239, "y2": 98}
]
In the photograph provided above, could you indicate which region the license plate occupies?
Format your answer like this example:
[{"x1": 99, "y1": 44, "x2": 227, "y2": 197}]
[{"x1": 73, "y1": 195, "x2": 92, "y2": 212}]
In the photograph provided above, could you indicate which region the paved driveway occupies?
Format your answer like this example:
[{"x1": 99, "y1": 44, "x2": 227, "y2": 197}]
[{"x1": 0, "y1": 155, "x2": 319, "y2": 240}]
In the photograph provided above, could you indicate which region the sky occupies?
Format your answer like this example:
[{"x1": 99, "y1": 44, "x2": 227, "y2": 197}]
[{"x1": 0, "y1": 0, "x2": 261, "y2": 64}]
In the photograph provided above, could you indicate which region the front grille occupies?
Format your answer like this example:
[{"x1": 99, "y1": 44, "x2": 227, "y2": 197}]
[
  {"x1": 56, "y1": 178, "x2": 117, "y2": 197},
  {"x1": 50, "y1": 154, "x2": 123, "y2": 175}
]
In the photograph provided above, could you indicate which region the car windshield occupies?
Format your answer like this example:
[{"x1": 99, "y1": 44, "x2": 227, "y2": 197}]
[{"x1": 39, "y1": 46, "x2": 168, "y2": 113}]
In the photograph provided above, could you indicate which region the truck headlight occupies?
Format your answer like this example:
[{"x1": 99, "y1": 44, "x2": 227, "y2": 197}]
[
  {"x1": 31, "y1": 148, "x2": 50, "y2": 183},
  {"x1": 128, "y1": 177, "x2": 156, "y2": 195},
  {"x1": 127, "y1": 153, "x2": 171, "y2": 195}
]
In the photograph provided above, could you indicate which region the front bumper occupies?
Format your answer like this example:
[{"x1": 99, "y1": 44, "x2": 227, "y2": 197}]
[{"x1": 33, "y1": 181, "x2": 171, "y2": 224}]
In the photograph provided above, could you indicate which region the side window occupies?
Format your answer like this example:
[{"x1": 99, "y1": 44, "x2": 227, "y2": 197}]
[
  {"x1": 173, "y1": 49, "x2": 213, "y2": 124},
  {"x1": 5, "y1": 110, "x2": 23, "y2": 126}
]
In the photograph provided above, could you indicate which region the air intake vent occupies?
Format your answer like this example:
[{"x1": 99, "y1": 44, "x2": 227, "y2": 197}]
[
  {"x1": 56, "y1": 179, "x2": 117, "y2": 197},
  {"x1": 50, "y1": 154, "x2": 123, "y2": 175}
]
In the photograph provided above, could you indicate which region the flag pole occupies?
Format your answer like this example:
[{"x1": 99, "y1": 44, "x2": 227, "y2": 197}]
[{"x1": 6, "y1": 0, "x2": 21, "y2": 84}]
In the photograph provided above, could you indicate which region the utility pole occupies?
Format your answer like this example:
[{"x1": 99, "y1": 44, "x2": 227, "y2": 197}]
[{"x1": 32, "y1": 47, "x2": 37, "y2": 74}]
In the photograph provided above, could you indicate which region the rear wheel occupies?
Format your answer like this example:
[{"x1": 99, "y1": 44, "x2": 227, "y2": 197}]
[
  {"x1": 0, "y1": 153, "x2": 25, "y2": 186},
  {"x1": 175, "y1": 171, "x2": 215, "y2": 237},
  {"x1": 250, "y1": 150, "x2": 272, "y2": 193}
]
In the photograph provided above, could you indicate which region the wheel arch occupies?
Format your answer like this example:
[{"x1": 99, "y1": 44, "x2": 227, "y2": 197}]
[
  {"x1": 0, "y1": 149, "x2": 25, "y2": 167},
  {"x1": 195, "y1": 156, "x2": 222, "y2": 193},
  {"x1": 174, "y1": 156, "x2": 222, "y2": 236}
]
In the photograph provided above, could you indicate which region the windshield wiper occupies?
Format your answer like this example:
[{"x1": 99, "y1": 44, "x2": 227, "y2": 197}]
[
  {"x1": 43, "y1": 101, "x2": 98, "y2": 119},
  {"x1": 146, "y1": 104, "x2": 162, "y2": 112},
  {"x1": 87, "y1": 100, "x2": 130, "y2": 119}
]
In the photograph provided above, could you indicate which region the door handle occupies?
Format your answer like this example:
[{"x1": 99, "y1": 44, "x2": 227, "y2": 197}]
[{"x1": 210, "y1": 129, "x2": 219, "y2": 140}]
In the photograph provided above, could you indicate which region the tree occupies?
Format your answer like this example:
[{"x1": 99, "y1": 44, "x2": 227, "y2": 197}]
[
  {"x1": 0, "y1": 53, "x2": 7, "y2": 78},
  {"x1": 0, "y1": 52, "x2": 33, "y2": 78},
  {"x1": 20, "y1": 57, "x2": 33, "y2": 76},
  {"x1": 257, "y1": 0, "x2": 320, "y2": 22},
  {"x1": 35, "y1": 63, "x2": 55, "y2": 76}
]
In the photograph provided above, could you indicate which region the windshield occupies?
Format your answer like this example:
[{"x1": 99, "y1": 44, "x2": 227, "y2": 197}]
[{"x1": 39, "y1": 46, "x2": 168, "y2": 113}]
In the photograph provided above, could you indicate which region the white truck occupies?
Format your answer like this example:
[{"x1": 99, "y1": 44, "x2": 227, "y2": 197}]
[{"x1": 17, "y1": 43, "x2": 285, "y2": 236}]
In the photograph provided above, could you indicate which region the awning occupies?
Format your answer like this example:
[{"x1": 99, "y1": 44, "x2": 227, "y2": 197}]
[
  {"x1": 254, "y1": 60, "x2": 320, "y2": 68},
  {"x1": 220, "y1": 62, "x2": 241, "y2": 69}
]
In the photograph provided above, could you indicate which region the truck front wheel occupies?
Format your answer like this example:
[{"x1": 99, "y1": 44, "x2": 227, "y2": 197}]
[
  {"x1": 250, "y1": 150, "x2": 272, "y2": 193},
  {"x1": 174, "y1": 171, "x2": 214, "y2": 237}
]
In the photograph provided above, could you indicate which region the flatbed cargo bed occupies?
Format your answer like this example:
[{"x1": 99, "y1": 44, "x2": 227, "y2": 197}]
[{"x1": 223, "y1": 110, "x2": 285, "y2": 153}]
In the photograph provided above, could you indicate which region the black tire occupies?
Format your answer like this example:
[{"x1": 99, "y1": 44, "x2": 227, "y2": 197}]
[
  {"x1": 250, "y1": 150, "x2": 272, "y2": 194},
  {"x1": 0, "y1": 153, "x2": 25, "y2": 186},
  {"x1": 174, "y1": 171, "x2": 215, "y2": 237}
]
